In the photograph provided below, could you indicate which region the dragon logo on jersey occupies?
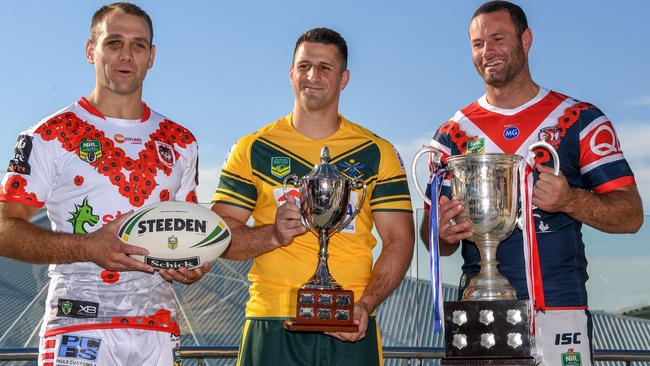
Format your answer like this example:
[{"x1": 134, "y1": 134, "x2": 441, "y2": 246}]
[
  {"x1": 79, "y1": 140, "x2": 103, "y2": 164},
  {"x1": 466, "y1": 138, "x2": 485, "y2": 154},
  {"x1": 271, "y1": 157, "x2": 291, "y2": 178},
  {"x1": 67, "y1": 197, "x2": 100, "y2": 234},
  {"x1": 561, "y1": 348, "x2": 582, "y2": 366},
  {"x1": 168, "y1": 235, "x2": 178, "y2": 250},
  {"x1": 339, "y1": 159, "x2": 365, "y2": 179},
  {"x1": 156, "y1": 141, "x2": 176, "y2": 167}
]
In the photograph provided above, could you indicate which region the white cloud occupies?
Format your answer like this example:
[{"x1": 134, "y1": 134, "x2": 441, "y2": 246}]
[{"x1": 196, "y1": 165, "x2": 222, "y2": 204}]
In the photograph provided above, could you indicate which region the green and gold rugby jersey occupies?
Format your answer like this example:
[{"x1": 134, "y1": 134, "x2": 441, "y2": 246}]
[{"x1": 213, "y1": 114, "x2": 412, "y2": 318}]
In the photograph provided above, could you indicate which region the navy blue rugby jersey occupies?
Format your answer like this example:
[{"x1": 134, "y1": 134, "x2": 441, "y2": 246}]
[{"x1": 427, "y1": 88, "x2": 635, "y2": 308}]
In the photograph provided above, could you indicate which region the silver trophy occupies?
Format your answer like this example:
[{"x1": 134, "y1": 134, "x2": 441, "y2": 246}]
[
  {"x1": 413, "y1": 141, "x2": 559, "y2": 362},
  {"x1": 412, "y1": 141, "x2": 559, "y2": 301},
  {"x1": 282, "y1": 146, "x2": 367, "y2": 332}
]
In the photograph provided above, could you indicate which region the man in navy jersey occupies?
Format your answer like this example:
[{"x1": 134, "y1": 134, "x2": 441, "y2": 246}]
[{"x1": 424, "y1": 1, "x2": 643, "y2": 365}]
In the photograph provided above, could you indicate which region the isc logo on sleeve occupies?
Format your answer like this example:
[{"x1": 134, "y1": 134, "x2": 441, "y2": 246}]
[{"x1": 58, "y1": 335, "x2": 101, "y2": 362}]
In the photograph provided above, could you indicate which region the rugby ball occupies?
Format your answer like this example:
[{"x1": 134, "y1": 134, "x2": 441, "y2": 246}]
[{"x1": 118, "y1": 201, "x2": 231, "y2": 269}]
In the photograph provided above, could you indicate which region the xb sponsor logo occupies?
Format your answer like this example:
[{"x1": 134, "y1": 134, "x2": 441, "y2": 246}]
[
  {"x1": 57, "y1": 299, "x2": 99, "y2": 318},
  {"x1": 271, "y1": 156, "x2": 290, "y2": 178},
  {"x1": 561, "y1": 348, "x2": 582, "y2": 366},
  {"x1": 79, "y1": 140, "x2": 103, "y2": 164},
  {"x1": 465, "y1": 138, "x2": 485, "y2": 155}
]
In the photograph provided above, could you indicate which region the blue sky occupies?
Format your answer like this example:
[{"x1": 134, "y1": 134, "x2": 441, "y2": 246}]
[{"x1": 1, "y1": 1, "x2": 648, "y2": 311}]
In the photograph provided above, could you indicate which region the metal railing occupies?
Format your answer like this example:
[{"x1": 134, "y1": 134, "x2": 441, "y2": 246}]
[{"x1": 2, "y1": 347, "x2": 650, "y2": 364}]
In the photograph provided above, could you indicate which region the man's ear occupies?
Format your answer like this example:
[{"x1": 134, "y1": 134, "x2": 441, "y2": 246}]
[
  {"x1": 522, "y1": 28, "x2": 533, "y2": 54},
  {"x1": 85, "y1": 39, "x2": 95, "y2": 64}
]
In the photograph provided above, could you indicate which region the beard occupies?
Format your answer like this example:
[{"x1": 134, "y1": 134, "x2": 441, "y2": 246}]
[{"x1": 475, "y1": 41, "x2": 527, "y2": 87}]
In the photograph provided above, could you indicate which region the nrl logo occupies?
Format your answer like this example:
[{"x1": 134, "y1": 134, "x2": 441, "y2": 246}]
[
  {"x1": 79, "y1": 140, "x2": 103, "y2": 163},
  {"x1": 60, "y1": 300, "x2": 73, "y2": 316},
  {"x1": 271, "y1": 157, "x2": 290, "y2": 178},
  {"x1": 168, "y1": 235, "x2": 178, "y2": 250},
  {"x1": 561, "y1": 348, "x2": 582, "y2": 366},
  {"x1": 465, "y1": 138, "x2": 485, "y2": 155}
]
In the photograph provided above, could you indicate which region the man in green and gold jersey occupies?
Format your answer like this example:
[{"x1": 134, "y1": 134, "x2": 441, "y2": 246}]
[{"x1": 211, "y1": 27, "x2": 414, "y2": 366}]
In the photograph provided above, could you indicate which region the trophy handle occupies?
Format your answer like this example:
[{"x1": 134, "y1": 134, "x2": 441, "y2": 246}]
[
  {"x1": 411, "y1": 145, "x2": 442, "y2": 206},
  {"x1": 334, "y1": 178, "x2": 367, "y2": 234},
  {"x1": 516, "y1": 141, "x2": 561, "y2": 229},
  {"x1": 283, "y1": 174, "x2": 311, "y2": 230},
  {"x1": 528, "y1": 141, "x2": 560, "y2": 176}
]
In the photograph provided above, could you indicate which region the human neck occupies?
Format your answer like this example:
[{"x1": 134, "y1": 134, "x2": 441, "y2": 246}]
[
  {"x1": 85, "y1": 87, "x2": 144, "y2": 120},
  {"x1": 291, "y1": 103, "x2": 341, "y2": 140},
  {"x1": 484, "y1": 71, "x2": 539, "y2": 110}
]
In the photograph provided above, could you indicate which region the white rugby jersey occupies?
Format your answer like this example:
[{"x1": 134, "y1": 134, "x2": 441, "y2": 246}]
[{"x1": 0, "y1": 98, "x2": 199, "y2": 336}]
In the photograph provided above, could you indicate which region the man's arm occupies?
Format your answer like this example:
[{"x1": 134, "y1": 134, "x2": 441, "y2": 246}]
[
  {"x1": 212, "y1": 195, "x2": 307, "y2": 260},
  {"x1": 0, "y1": 201, "x2": 153, "y2": 271},
  {"x1": 533, "y1": 165, "x2": 644, "y2": 233},
  {"x1": 327, "y1": 211, "x2": 414, "y2": 342}
]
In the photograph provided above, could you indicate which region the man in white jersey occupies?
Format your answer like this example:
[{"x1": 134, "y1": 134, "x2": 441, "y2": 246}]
[
  {"x1": 424, "y1": 1, "x2": 643, "y2": 365},
  {"x1": 0, "y1": 3, "x2": 210, "y2": 365}
]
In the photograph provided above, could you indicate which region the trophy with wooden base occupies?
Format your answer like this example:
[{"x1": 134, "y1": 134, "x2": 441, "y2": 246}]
[
  {"x1": 282, "y1": 146, "x2": 367, "y2": 332},
  {"x1": 412, "y1": 141, "x2": 559, "y2": 365}
]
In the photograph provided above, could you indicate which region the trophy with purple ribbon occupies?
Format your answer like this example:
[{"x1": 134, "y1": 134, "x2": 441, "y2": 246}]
[{"x1": 412, "y1": 141, "x2": 558, "y2": 364}]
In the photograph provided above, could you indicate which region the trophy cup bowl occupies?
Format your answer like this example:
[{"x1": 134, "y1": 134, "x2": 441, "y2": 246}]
[
  {"x1": 282, "y1": 146, "x2": 367, "y2": 332},
  {"x1": 445, "y1": 153, "x2": 521, "y2": 301}
]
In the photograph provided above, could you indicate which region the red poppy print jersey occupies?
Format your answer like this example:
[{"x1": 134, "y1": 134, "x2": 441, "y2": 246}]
[
  {"x1": 428, "y1": 88, "x2": 636, "y2": 308},
  {"x1": 0, "y1": 98, "x2": 199, "y2": 336}
]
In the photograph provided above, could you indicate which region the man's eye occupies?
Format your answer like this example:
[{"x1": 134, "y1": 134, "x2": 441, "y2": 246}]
[{"x1": 107, "y1": 40, "x2": 122, "y2": 47}]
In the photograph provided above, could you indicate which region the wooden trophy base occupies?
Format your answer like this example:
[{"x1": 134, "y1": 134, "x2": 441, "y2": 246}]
[{"x1": 282, "y1": 288, "x2": 358, "y2": 333}]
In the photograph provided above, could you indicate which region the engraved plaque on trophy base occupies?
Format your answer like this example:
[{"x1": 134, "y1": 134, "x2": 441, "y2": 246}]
[
  {"x1": 444, "y1": 300, "x2": 533, "y2": 359},
  {"x1": 441, "y1": 357, "x2": 536, "y2": 365},
  {"x1": 283, "y1": 288, "x2": 358, "y2": 332}
]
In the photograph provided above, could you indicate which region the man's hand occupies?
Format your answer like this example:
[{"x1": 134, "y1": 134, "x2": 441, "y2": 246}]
[
  {"x1": 272, "y1": 194, "x2": 307, "y2": 246},
  {"x1": 325, "y1": 301, "x2": 370, "y2": 342},
  {"x1": 159, "y1": 261, "x2": 211, "y2": 285},
  {"x1": 438, "y1": 196, "x2": 473, "y2": 244},
  {"x1": 85, "y1": 212, "x2": 154, "y2": 273},
  {"x1": 532, "y1": 165, "x2": 573, "y2": 213}
]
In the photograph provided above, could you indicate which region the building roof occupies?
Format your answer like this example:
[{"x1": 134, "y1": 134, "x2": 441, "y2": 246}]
[{"x1": 1, "y1": 212, "x2": 649, "y2": 365}]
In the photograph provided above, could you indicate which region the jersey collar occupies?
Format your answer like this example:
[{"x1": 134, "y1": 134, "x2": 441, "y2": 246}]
[
  {"x1": 477, "y1": 87, "x2": 550, "y2": 116},
  {"x1": 78, "y1": 97, "x2": 151, "y2": 122}
]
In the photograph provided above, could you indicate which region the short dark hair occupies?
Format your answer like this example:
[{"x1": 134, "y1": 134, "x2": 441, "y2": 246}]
[
  {"x1": 293, "y1": 27, "x2": 348, "y2": 69},
  {"x1": 91, "y1": 2, "x2": 154, "y2": 45},
  {"x1": 472, "y1": 1, "x2": 528, "y2": 37}
]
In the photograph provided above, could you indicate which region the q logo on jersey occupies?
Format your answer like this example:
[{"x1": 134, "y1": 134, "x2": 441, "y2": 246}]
[{"x1": 589, "y1": 123, "x2": 620, "y2": 156}]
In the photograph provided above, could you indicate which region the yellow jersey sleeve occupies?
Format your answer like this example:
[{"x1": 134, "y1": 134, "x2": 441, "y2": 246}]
[
  {"x1": 370, "y1": 139, "x2": 412, "y2": 213},
  {"x1": 212, "y1": 134, "x2": 257, "y2": 211}
]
